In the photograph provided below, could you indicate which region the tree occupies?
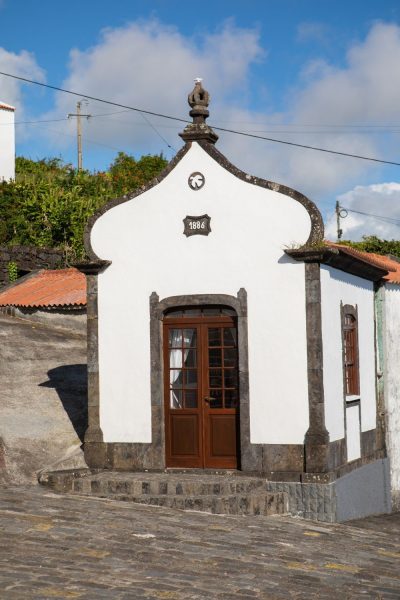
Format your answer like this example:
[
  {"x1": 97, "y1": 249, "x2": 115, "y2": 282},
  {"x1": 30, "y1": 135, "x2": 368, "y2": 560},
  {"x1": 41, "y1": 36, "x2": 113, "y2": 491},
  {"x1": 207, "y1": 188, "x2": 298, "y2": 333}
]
[{"x1": 108, "y1": 152, "x2": 167, "y2": 196}]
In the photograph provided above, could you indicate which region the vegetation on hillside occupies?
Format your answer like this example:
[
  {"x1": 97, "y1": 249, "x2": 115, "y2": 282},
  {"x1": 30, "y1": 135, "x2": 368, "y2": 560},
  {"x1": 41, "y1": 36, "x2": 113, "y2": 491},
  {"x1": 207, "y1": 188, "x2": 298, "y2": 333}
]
[
  {"x1": 0, "y1": 153, "x2": 168, "y2": 262},
  {"x1": 338, "y1": 235, "x2": 400, "y2": 259}
]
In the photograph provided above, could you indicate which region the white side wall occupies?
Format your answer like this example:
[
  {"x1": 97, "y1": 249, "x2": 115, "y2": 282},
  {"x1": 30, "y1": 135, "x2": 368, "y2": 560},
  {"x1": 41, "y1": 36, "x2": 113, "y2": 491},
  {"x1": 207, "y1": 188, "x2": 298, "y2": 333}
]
[
  {"x1": 383, "y1": 283, "x2": 400, "y2": 498},
  {"x1": 91, "y1": 142, "x2": 311, "y2": 444},
  {"x1": 346, "y1": 404, "x2": 361, "y2": 462},
  {"x1": 320, "y1": 266, "x2": 376, "y2": 442},
  {"x1": 0, "y1": 106, "x2": 15, "y2": 181}
]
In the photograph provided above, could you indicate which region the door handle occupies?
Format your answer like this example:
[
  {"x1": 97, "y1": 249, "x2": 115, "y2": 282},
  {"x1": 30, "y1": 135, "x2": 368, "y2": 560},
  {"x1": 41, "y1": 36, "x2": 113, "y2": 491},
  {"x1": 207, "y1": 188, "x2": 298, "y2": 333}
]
[{"x1": 203, "y1": 397, "x2": 213, "y2": 403}]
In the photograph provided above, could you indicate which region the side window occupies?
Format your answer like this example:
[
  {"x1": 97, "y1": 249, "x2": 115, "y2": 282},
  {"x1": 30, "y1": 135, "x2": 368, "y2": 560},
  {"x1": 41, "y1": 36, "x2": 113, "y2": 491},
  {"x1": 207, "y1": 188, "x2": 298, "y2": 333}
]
[{"x1": 342, "y1": 304, "x2": 360, "y2": 396}]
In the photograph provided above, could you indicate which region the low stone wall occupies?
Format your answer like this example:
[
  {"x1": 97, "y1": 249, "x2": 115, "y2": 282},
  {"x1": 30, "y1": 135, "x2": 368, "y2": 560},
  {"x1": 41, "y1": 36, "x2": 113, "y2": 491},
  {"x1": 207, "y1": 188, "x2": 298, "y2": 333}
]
[
  {"x1": 267, "y1": 458, "x2": 391, "y2": 522},
  {"x1": 0, "y1": 246, "x2": 64, "y2": 287}
]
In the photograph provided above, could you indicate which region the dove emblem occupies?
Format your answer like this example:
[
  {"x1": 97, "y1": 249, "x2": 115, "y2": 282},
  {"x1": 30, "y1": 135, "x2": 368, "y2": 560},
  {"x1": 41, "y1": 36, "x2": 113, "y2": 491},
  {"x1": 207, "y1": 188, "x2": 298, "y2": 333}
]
[{"x1": 188, "y1": 172, "x2": 205, "y2": 190}]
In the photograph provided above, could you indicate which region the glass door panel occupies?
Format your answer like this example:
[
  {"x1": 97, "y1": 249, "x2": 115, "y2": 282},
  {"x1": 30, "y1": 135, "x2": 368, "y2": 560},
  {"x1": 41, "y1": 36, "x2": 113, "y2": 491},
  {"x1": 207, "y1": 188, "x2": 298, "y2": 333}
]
[{"x1": 164, "y1": 316, "x2": 239, "y2": 468}]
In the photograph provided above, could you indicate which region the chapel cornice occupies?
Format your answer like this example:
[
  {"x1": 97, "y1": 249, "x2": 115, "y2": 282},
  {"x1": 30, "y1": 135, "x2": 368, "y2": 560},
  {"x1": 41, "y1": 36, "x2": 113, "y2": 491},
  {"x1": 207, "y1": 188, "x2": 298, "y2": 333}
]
[{"x1": 285, "y1": 246, "x2": 389, "y2": 282}]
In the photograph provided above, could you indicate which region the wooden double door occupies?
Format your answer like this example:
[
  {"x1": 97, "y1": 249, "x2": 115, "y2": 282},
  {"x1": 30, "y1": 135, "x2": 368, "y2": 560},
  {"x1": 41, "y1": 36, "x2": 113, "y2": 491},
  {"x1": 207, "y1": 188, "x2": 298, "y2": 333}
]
[{"x1": 164, "y1": 308, "x2": 240, "y2": 469}]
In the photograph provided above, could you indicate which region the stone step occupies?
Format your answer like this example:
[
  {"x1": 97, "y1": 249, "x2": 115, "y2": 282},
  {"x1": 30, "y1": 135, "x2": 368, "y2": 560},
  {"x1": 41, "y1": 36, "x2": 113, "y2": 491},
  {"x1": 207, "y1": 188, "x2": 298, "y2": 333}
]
[
  {"x1": 87, "y1": 492, "x2": 288, "y2": 516},
  {"x1": 40, "y1": 470, "x2": 289, "y2": 516},
  {"x1": 72, "y1": 475, "x2": 266, "y2": 497}
]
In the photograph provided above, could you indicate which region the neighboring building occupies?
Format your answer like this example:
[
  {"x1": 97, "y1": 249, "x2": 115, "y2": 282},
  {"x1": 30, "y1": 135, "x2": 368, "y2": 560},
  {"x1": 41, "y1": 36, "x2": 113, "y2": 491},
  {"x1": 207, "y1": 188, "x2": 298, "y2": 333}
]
[
  {"x1": 77, "y1": 80, "x2": 391, "y2": 521},
  {"x1": 323, "y1": 244, "x2": 400, "y2": 512},
  {"x1": 0, "y1": 268, "x2": 86, "y2": 333},
  {"x1": 360, "y1": 250, "x2": 400, "y2": 511},
  {"x1": 0, "y1": 102, "x2": 15, "y2": 181}
]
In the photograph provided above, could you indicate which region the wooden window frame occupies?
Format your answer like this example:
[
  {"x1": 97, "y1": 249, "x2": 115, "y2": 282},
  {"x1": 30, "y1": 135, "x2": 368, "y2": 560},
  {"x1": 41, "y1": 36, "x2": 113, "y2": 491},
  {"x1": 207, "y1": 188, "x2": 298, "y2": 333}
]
[{"x1": 341, "y1": 303, "x2": 360, "y2": 397}]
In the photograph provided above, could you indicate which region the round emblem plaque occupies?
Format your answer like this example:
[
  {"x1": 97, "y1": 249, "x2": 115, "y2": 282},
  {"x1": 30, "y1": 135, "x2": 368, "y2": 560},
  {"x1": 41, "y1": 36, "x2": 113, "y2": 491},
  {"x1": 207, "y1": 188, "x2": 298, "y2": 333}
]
[{"x1": 188, "y1": 172, "x2": 205, "y2": 190}]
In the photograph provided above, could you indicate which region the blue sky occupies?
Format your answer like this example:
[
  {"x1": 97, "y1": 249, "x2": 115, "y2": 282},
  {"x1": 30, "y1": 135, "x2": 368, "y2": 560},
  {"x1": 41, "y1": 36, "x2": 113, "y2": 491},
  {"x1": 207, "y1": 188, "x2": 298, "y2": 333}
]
[{"x1": 2, "y1": 0, "x2": 400, "y2": 238}]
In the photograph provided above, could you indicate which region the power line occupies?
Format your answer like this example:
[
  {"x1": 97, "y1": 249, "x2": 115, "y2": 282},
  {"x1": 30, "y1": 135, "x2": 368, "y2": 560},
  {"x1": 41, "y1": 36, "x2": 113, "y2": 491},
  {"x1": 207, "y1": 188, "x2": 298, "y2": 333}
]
[
  {"x1": 343, "y1": 207, "x2": 400, "y2": 225},
  {"x1": 0, "y1": 70, "x2": 188, "y2": 123},
  {"x1": 10, "y1": 109, "x2": 132, "y2": 125},
  {"x1": 213, "y1": 125, "x2": 400, "y2": 166},
  {"x1": 137, "y1": 111, "x2": 176, "y2": 152},
  {"x1": 1, "y1": 69, "x2": 400, "y2": 166},
  {"x1": 212, "y1": 120, "x2": 400, "y2": 128},
  {"x1": 34, "y1": 123, "x2": 133, "y2": 153},
  {"x1": 6, "y1": 110, "x2": 400, "y2": 133},
  {"x1": 2, "y1": 107, "x2": 176, "y2": 154},
  {"x1": 0, "y1": 109, "x2": 143, "y2": 126}
]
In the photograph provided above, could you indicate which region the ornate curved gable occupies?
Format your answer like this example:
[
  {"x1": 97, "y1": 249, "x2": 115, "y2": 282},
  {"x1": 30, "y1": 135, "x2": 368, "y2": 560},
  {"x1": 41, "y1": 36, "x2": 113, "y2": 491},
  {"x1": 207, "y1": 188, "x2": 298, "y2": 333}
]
[{"x1": 85, "y1": 79, "x2": 324, "y2": 261}]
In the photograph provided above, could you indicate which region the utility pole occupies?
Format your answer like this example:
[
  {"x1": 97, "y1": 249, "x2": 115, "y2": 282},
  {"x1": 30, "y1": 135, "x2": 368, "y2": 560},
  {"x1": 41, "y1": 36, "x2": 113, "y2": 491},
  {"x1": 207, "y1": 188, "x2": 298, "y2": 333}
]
[
  {"x1": 335, "y1": 201, "x2": 342, "y2": 241},
  {"x1": 335, "y1": 201, "x2": 348, "y2": 241},
  {"x1": 68, "y1": 100, "x2": 91, "y2": 171}
]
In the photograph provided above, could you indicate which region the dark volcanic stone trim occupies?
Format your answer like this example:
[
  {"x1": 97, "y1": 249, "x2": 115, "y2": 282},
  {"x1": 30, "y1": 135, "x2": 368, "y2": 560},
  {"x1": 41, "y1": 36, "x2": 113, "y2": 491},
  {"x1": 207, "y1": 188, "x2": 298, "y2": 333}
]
[
  {"x1": 286, "y1": 247, "x2": 388, "y2": 282},
  {"x1": 179, "y1": 123, "x2": 218, "y2": 144},
  {"x1": 361, "y1": 429, "x2": 377, "y2": 459},
  {"x1": 153, "y1": 292, "x2": 247, "y2": 318},
  {"x1": 82, "y1": 273, "x2": 104, "y2": 466},
  {"x1": 74, "y1": 260, "x2": 111, "y2": 275},
  {"x1": 304, "y1": 262, "x2": 330, "y2": 473},
  {"x1": 83, "y1": 144, "x2": 191, "y2": 260},
  {"x1": 107, "y1": 443, "x2": 164, "y2": 471},
  {"x1": 196, "y1": 140, "x2": 324, "y2": 247},
  {"x1": 328, "y1": 438, "x2": 347, "y2": 471},
  {"x1": 260, "y1": 444, "x2": 304, "y2": 474},
  {"x1": 75, "y1": 261, "x2": 111, "y2": 466}
]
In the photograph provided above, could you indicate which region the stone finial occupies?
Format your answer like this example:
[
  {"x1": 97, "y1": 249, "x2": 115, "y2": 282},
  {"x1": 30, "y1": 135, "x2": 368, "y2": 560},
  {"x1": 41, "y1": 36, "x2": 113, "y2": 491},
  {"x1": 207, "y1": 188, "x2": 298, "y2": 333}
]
[
  {"x1": 179, "y1": 79, "x2": 218, "y2": 144},
  {"x1": 188, "y1": 78, "x2": 210, "y2": 123}
]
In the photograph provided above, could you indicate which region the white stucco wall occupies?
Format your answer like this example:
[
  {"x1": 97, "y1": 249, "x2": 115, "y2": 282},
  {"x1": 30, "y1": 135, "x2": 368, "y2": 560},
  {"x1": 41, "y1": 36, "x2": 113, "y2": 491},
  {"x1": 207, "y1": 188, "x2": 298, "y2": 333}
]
[
  {"x1": 383, "y1": 283, "x2": 400, "y2": 498},
  {"x1": 320, "y1": 266, "x2": 376, "y2": 442},
  {"x1": 346, "y1": 404, "x2": 361, "y2": 462},
  {"x1": 0, "y1": 104, "x2": 15, "y2": 181},
  {"x1": 91, "y1": 142, "x2": 312, "y2": 444}
]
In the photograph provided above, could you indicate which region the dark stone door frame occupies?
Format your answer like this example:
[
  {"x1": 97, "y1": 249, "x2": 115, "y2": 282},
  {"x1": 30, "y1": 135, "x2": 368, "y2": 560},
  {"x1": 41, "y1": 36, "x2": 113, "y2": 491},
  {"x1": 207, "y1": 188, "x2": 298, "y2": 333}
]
[{"x1": 150, "y1": 289, "x2": 252, "y2": 471}]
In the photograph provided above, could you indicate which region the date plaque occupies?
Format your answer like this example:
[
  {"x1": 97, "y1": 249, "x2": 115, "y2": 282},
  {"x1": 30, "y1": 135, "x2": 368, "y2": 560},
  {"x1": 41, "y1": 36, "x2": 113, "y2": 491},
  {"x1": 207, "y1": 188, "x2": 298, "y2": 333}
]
[{"x1": 183, "y1": 214, "x2": 211, "y2": 237}]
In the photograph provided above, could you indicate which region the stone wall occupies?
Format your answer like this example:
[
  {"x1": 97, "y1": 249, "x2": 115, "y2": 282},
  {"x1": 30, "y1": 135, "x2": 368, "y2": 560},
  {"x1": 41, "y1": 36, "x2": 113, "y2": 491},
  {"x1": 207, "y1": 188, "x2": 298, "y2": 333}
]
[
  {"x1": 0, "y1": 246, "x2": 64, "y2": 287},
  {"x1": 267, "y1": 458, "x2": 391, "y2": 522}
]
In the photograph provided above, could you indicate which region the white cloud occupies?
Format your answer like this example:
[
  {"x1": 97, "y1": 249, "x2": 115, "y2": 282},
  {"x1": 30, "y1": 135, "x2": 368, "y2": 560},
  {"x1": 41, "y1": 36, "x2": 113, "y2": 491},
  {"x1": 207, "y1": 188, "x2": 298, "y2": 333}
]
[
  {"x1": 26, "y1": 18, "x2": 400, "y2": 214},
  {"x1": 0, "y1": 47, "x2": 45, "y2": 116},
  {"x1": 325, "y1": 182, "x2": 400, "y2": 241},
  {"x1": 42, "y1": 19, "x2": 264, "y2": 158},
  {"x1": 295, "y1": 23, "x2": 400, "y2": 124},
  {"x1": 220, "y1": 22, "x2": 400, "y2": 203}
]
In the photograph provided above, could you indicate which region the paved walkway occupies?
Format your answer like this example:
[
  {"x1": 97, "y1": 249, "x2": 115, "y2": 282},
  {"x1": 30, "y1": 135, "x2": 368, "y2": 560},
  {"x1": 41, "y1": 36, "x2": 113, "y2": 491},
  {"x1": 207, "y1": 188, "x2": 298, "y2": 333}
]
[{"x1": 0, "y1": 486, "x2": 400, "y2": 599}]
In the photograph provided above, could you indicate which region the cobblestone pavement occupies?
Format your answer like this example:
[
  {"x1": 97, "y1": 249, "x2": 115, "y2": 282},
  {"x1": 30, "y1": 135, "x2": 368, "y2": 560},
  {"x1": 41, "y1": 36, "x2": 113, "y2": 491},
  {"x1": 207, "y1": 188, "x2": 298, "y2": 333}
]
[{"x1": 0, "y1": 486, "x2": 399, "y2": 599}]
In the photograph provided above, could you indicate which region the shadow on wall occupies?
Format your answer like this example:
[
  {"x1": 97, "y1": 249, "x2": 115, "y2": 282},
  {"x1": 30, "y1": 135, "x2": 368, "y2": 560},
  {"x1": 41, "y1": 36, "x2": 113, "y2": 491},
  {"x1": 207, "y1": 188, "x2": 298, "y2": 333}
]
[{"x1": 39, "y1": 364, "x2": 88, "y2": 443}]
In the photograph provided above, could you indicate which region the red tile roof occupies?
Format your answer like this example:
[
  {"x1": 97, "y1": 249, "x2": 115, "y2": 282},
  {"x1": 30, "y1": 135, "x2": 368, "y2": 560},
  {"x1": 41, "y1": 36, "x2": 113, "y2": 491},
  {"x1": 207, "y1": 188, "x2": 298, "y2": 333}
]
[
  {"x1": 327, "y1": 242, "x2": 400, "y2": 284},
  {"x1": 0, "y1": 102, "x2": 15, "y2": 111},
  {"x1": 0, "y1": 268, "x2": 86, "y2": 308}
]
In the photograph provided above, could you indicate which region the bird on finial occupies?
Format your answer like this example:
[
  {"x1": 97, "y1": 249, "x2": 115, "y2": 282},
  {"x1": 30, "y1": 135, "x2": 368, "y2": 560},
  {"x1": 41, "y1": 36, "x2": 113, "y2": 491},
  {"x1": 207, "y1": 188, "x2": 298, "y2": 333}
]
[{"x1": 188, "y1": 78, "x2": 210, "y2": 120}]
